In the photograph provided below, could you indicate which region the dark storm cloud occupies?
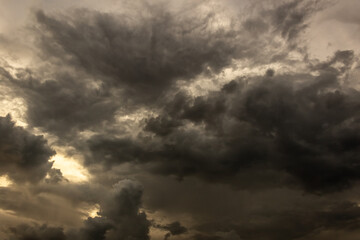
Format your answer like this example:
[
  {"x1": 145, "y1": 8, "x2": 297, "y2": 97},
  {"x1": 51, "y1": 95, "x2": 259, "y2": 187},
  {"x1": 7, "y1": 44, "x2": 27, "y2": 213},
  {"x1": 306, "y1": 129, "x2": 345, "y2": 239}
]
[
  {"x1": 191, "y1": 231, "x2": 241, "y2": 240},
  {"x1": 2, "y1": 1, "x2": 360, "y2": 240},
  {"x1": 4, "y1": 180, "x2": 150, "y2": 240},
  {"x1": 1, "y1": 179, "x2": 147, "y2": 231},
  {"x1": 33, "y1": 7, "x2": 238, "y2": 102},
  {"x1": 1, "y1": 4, "x2": 236, "y2": 138},
  {"x1": 3, "y1": 0, "x2": 320, "y2": 138},
  {"x1": 270, "y1": 0, "x2": 316, "y2": 41},
  {"x1": 138, "y1": 175, "x2": 360, "y2": 240},
  {"x1": 96, "y1": 180, "x2": 150, "y2": 240},
  {"x1": 153, "y1": 221, "x2": 187, "y2": 240},
  {"x1": 45, "y1": 168, "x2": 68, "y2": 184},
  {"x1": 193, "y1": 201, "x2": 360, "y2": 240},
  {"x1": 192, "y1": 233, "x2": 221, "y2": 240},
  {"x1": 7, "y1": 224, "x2": 66, "y2": 240},
  {"x1": 68, "y1": 180, "x2": 149, "y2": 240},
  {"x1": 241, "y1": 0, "x2": 316, "y2": 50},
  {"x1": 87, "y1": 50, "x2": 360, "y2": 193},
  {"x1": 70, "y1": 217, "x2": 112, "y2": 240},
  {"x1": 3, "y1": 69, "x2": 118, "y2": 139},
  {"x1": 67, "y1": 180, "x2": 150, "y2": 240},
  {"x1": 159, "y1": 221, "x2": 187, "y2": 236},
  {"x1": 0, "y1": 115, "x2": 55, "y2": 183}
]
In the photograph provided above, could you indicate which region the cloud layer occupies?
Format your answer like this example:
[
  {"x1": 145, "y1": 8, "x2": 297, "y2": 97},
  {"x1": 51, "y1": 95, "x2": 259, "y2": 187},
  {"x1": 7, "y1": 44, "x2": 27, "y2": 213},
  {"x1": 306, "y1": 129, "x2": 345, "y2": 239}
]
[{"x1": 1, "y1": 0, "x2": 360, "y2": 240}]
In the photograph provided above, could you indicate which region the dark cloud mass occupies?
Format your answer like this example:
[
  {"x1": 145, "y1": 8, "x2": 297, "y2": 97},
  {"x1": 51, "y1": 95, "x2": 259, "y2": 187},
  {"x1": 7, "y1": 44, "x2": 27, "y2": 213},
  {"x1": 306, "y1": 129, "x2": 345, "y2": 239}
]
[
  {"x1": 1, "y1": 0, "x2": 360, "y2": 240},
  {"x1": 0, "y1": 115, "x2": 55, "y2": 183},
  {"x1": 153, "y1": 221, "x2": 187, "y2": 239},
  {"x1": 33, "y1": 8, "x2": 238, "y2": 102},
  {"x1": 8, "y1": 224, "x2": 66, "y2": 240},
  {"x1": 87, "y1": 50, "x2": 360, "y2": 193},
  {"x1": 5, "y1": 180, "x2": 149, "y2": 240}
]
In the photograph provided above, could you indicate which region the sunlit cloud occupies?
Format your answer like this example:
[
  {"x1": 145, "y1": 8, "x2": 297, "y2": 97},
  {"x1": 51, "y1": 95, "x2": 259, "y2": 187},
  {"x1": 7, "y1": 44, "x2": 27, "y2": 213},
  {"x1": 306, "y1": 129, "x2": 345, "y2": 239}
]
[
  {"x1": 0, "y1": 175, "x2": 11, "y2": 187},
  {"x1": 51, "y1": 154, "x2": 90, "y2": 183}
]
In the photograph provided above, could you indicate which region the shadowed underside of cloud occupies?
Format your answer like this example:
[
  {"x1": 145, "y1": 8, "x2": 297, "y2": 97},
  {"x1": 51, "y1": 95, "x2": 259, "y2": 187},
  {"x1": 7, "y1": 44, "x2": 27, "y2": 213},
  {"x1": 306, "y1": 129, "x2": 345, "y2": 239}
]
[
  {"x1": 88, "y1": 50, "x2": 360, "y2": 194},
  {"x1": 0, "y1": 0, "x2": 317, "y2": 138},
  {"x1": 31, "y1": 7, "x2": 238, "y2": 114},
  {"x1": 8, "y1": 224, "x2": 67, "y2": 240},
  {"x1": 0, "y1": 115, "x2": 55, "y2": 183},
  {"x1": 6, "y1": 180, "x2": 150, "y2": 240},
  {"x1": 153, "y1": 221, "x2": 188, "y2": 240}
]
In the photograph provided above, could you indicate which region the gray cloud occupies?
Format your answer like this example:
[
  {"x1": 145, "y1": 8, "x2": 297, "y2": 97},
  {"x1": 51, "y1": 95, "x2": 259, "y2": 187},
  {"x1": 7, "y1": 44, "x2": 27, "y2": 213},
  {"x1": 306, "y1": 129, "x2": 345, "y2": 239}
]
[
  {"x1": 153, "y1": 221, "x2": 187, "y2": 240},
  {"x1": 0, "y1": 0, "x2": 319, "y2": 139},
  {"x1": 3, "y1": 69, "x2": 118, "y2": 139},
  {"x1": 33, "y1": 7, "x2": 238, "y2": 102},
  {"x1": 1, "y1": 1, "x2": 360, "y2": 240},
  {"x1": 87, "y1": 50, "x2": 360, "y2": 194},
  {"x1": 5, "y1": 180, "x2": 150, "y2": 240},
  {"x1": 7, "y1": 224, "x2": 66, "y2": 240},
  {"x1": 66, "y1": 180, "x2": 150, "y2": 240},
  {"x1": 0, "y1": 115, "x2": 55, "y2": 183}
]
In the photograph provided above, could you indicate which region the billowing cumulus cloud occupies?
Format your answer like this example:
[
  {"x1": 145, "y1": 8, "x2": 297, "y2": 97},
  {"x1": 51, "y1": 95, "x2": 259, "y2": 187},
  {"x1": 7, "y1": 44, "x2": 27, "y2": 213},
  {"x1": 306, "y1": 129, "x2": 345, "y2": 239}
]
[
  {"x1": 0, "y1": 115, "x2": 55, "y2": 183},
  {"x1": 5, "y1": 180, "x2": 150, "y2": 240},
  {"x1": 86, "y1": 50, "x2": 360, "y2": 193},
  {"x1": 0, "y1": 0, "x2": 319, "y2": 138},
  {"x1": 1, "y1": 0, "x2": 360, "y2": 240}
]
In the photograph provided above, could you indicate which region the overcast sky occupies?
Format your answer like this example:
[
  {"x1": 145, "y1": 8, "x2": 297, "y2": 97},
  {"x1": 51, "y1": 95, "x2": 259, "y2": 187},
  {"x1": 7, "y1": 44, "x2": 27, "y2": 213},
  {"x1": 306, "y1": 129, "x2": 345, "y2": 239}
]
[{"x1": 1, "y1": 0, "x2": 360, "y2": 240}]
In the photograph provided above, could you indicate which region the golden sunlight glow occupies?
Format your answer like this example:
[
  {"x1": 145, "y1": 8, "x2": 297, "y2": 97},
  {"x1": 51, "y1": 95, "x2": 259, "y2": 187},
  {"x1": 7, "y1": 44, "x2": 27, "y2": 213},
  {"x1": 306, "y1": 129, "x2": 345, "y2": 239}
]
[
  {"x1": 0, "y1": 86, "x2": 28, "y2": 127},
  {"x1": 0, "y1": 175, "x2": 11, "y2": 187},
  {"x1": 51, "y1": 154, "x2": 90, "y2": 183},
  {"x1": 88, "y1": 204, "x2": 100, "y2": 218}
]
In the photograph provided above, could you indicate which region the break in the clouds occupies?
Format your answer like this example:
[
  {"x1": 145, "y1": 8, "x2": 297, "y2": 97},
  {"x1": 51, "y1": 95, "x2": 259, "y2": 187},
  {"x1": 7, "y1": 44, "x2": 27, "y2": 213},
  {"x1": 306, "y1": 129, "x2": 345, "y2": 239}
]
[{"x1": 1, "y1": 0, "x2": 360, "y2": 239}]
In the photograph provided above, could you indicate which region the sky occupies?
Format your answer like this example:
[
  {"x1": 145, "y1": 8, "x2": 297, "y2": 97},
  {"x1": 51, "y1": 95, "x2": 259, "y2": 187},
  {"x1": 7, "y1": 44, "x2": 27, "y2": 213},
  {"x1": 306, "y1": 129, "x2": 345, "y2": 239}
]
[{"x1": 1, "y1": 0, "x2": 360, "y2": 239}]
